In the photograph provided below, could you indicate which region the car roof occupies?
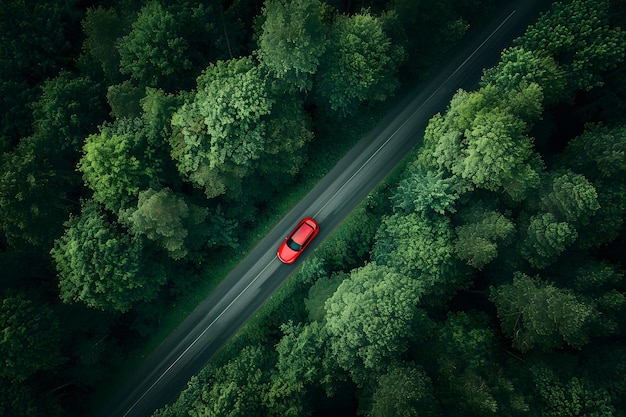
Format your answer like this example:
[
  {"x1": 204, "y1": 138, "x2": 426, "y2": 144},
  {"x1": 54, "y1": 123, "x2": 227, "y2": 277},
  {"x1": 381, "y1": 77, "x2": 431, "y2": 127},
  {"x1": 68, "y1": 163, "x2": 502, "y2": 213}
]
[{"x1": 292, "y1": 222, "x2": 314, "y2": 244}]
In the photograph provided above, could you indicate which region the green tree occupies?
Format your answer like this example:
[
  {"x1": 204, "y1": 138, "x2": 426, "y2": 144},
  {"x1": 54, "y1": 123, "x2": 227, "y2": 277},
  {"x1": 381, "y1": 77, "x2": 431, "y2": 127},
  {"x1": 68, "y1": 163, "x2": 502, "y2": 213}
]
[
  {"x1": 558, "y1": 123, "x2": 626, "y2": 181},
  {"x1": 482, "y1": 46, "x2": 567, "y2": 106},
  {"x1": 457, "y1": 106, "x2": 537, "y2": 195},
  {"x1": 0, "y1": 139, "x2": 68, "y2": 249},
  {"x1": 430, "y1": 311, "x2": 529, "y2": 416},
  {"x1": 79, "y1": 118, "x2": 160, "y2": 213},
  {"x1": 324, "y1": 263, "x2": 432, "y2": 385},
  {"x1": 304, "y1": 274, "x2": 344, "y2": 322},
  {"x1": 0, "y1": 291, "x2": 63, "y2": 382},
  {"x1": 490, "y1": 272, "x2": 598, "y2": 352},
  {"x1": 516, "y1": 0, "x2": 626, "y2": 93},
  {"x1": 187, "y1": 345, "x2": 273, "y2": 417},
  {"x1": 267, "y1": 321, "x2": 337, "y2": 416},
  {"x1": 531, "y1": 364, "x2": 616, "y2": 417},
  {"x1": 254, "y1": 94, "x2": 314, "y2": 187},
  {"x1": 316, "y1": 10, "x2": 405, "y2": 116},
  {"x1": 521, "y1": 212, "x2": 578, "y2": 269},
  {"x1": 117, "y1": 1, "x2": 192, "y2": 89},
  {"x1": 372, "y1": 212, "x2": 462, "y2": 302},
  {"x1": 170, "y1": 57, "x2": 273, "y2": 197},
  {"x1": 541, "y1": 170, "x2": 600, "y2": 226},
  {"x1": 391, "y1": 170, "x2": 459, "y2": 215},
  {"x1": 121, "y1": 187, "x2": 206, "y2": 260},
  {"x1": 51, "y1": 200, "x2": 167, "y2": 312},
  {"x1": 256, "y1": 0, "x2": 327, "y2": 91},
  {"x1": 454, "y1": 208, "x2": 515, "y2": 269},
  {"x1": 81, "y1": 6, "x2": 125, "y2": 83},
  {"x1": 370, "y1": 362, "x2": 438, "y2": 417},
  {"x1": 31, "y1": 71, "x2": 106, "y2": 154}
]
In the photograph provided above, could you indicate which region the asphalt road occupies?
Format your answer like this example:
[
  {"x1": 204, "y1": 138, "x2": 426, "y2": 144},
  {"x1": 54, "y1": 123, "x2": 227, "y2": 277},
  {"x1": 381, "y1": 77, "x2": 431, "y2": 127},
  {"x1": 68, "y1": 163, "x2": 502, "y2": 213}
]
[{"x1": 96, "y1": 1, "x2": 552, "y2": 415}]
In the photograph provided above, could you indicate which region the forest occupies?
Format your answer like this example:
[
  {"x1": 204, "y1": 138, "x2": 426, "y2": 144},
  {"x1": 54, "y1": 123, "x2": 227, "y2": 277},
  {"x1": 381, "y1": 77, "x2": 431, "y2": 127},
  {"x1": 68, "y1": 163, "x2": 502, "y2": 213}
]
[{"x1": 0, "y1": 0, "x2": 625, "y2": 416}]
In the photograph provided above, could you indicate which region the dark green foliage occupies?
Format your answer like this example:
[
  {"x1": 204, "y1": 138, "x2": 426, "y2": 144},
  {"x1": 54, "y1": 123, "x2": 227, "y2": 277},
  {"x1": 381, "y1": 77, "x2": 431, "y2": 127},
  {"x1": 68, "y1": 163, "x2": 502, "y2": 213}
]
[
  {"x1": 315, "y1": 10, "x2": 405, "y2": 116},
  {"x1": 256, "y1": 0, "x2": 327, "y2": 91},
  {"x1": 4, "y1": 0, "x2": 626, "y2": 415},
  {"x1": 370, "y1": 362, "x2": 439, "y2": 417},
  {"x1": 531, "y1": 364, "x2": 616, "y2": 417},
  {"x1": 454, "y1": 207, "x2": 515, "y2": 269},
  {"x1": 516, "y1": 0, "x2": 626, "y2": 93},
  {"x1": 51, "y1": 200, "x2": 167, "y2": 312},
  {"x1": 117, "y1": 2, "x2": 192, "y2": 89},
  {"x1": 0, "y1": 291, "x2": 63, "y2": 383},
  {"x1": 491, "y1": 273, "x2": 599, "y2": 352}
]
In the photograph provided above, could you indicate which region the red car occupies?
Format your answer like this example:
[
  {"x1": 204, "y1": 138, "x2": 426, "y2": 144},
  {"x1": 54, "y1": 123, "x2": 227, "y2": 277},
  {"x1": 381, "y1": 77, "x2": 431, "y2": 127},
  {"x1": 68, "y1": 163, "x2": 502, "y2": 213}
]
[{"x1": 277, "y1": 217, "x2": 320, "y2": 264}]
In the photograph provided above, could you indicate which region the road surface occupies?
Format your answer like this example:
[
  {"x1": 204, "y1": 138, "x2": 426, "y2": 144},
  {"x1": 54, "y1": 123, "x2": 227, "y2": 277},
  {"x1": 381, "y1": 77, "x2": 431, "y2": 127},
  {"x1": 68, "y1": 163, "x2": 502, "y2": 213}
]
[{"x1": 95, "y1": 1, "x2": 552, "y2": 415}]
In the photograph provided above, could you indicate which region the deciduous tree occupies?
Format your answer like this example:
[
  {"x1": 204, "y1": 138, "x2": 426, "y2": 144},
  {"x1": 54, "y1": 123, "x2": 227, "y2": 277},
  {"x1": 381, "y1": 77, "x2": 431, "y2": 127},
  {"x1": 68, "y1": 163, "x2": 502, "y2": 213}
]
[
  {"x1": 370, "y1": 362, "x2": 438, "y2": 417},
  {"x1": 117, "y1": 1, "x2": 192, "y2": 89},
  {"x1": 490, "y1": 272, "x2": 598, "y2": 352},
  {"x1": 315, "y1": 10, "x2": 405, "y2": 116},
  {"x1": 0, "y1": 291, "x2": 63, "y2": 382},
  {"x1": 256, "y1": 0, "x2": 327, "y2": 91},
  {"x1": 521, "y1": 212, "x2": 578, "y2": 269},
  {"x1": 324, "y1": 262, "x2": 431, "y2": 385},
  {"x1": 51, "y1": 200, "x2": 167, "y2": 312},
  {"x1": 170, "y1": 57, "x2": 273, "y2": 197}
]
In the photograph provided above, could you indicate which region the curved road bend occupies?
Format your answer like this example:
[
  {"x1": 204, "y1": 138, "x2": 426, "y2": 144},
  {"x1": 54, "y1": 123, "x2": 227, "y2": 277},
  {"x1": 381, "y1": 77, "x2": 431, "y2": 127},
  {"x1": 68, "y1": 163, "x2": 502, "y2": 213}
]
[{"x1": 96, "y1": 1, "x2": 551, "y2": 415}]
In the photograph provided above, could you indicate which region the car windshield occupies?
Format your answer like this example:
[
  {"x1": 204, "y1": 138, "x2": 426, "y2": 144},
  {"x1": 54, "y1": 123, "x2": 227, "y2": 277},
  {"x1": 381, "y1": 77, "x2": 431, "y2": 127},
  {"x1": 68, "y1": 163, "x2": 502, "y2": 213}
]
[{"x1": 286, "y1": 238, "x2": 302, "y2": 251}]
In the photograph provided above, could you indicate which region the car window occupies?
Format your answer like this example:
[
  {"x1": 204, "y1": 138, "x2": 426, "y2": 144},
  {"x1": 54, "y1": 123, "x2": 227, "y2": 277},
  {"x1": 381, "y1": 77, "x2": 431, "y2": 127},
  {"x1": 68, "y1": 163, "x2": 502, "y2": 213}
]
[{"x1": 286, "y1": 238, "x2": 302, "y2": 251}]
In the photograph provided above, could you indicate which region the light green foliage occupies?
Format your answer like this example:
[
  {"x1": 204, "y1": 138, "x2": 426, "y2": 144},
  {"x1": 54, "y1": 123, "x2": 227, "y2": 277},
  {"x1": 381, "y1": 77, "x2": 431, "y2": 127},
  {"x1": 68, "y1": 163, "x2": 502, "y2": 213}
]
[
  {"x1": 256, "y1": 0, "x2": 327, "y2": 91},
  {"x1": 79, "y1": 119, "x2": 159, "y2": 213},
  {"x1": 458, "y1": 107, "x2": 536, "y2": 193},
  {"x1": 516, "y1": 0, "x2": 626, "y2": 92},
  {"x1": 51, "y1": 200, "x2": 167, "y2": 312},
  {"x1": 522, "y1": 212, "x2": 578, "y2": 269},
  {"x1": 482, "y1": 46, "x2": 567, "y2": 105},
  {"x1": 391, "y1": 170, "x2": 459, "y2": 215},
  {"x1": 541, "y1": 170, "x2": 600, "y2": 225},
  {"x1": 370, "y1": 362, "x2": 438, "y2": 417},
  {"x1": 316, "y1": 10, "x2": 405, "y2": 116},
  {"x1": 171, "y1": 57, "x2": 273, "y2": 196},
  {"x1": 373, "y1": 212, "x2": 461, "y2": 301},
  {"x1": 324, "y1": 263, "x2": 430, "y2": 385},
  {"x1": 531, "y1": 365, "x2": 616, "y2": 417},
  {"x1": 122, "y1": 188, "x2": 206, "y2": 260},
  {"x1": 187, "y1": 345, "x2": 273, "y2": 417},
  {"x1": 0, "y1": 291, "x2": 63, "y2": 382},
  {"x1": 490, "y1": 272, "x2": 598, "y2": 352},
  {"x1": 117, "y1": 1, "x2": 191, "y2": 88},
  {"x1": 421, "y1": 87, "x2": 542, "y2": 201},
  {"x1": 455, "y1": 208, "x2": 515, "y2": 269}
]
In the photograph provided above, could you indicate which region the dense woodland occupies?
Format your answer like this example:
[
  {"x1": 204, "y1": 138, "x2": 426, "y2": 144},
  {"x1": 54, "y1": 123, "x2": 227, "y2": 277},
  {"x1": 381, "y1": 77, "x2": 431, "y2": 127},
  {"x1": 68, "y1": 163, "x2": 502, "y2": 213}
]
[{"x1": 1, "y1": 0, "x2": 625, "y2": 416}]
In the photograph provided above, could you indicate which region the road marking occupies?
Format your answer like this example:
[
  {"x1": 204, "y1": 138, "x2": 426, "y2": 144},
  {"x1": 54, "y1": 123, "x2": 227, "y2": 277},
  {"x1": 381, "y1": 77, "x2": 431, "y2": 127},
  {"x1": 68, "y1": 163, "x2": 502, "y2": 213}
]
[
  {"x1": 314, "y1": 9, "x2": 517, "y2": 220},
  {"x1": 123, "y1": 257, "x2": 278, "y2": 417}
]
